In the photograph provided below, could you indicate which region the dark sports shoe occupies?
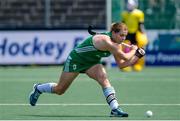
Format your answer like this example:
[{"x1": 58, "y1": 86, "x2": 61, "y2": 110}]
[
  {"x1": 110, "y1": 107, "x2": 129, "y2": 117},
  {"x1": 29, "y1": 84, "x2": 42, "y2": 106}
]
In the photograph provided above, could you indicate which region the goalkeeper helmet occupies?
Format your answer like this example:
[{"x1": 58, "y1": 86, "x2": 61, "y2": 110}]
[{"x1": 127, "y1": 0, "x2": 138, "y2": 11}]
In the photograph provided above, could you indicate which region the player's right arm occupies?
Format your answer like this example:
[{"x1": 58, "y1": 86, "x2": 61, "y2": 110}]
[
  {"x1": 114, "y1": 55, "x2": 139, "y2": 69},
  {"x1": 93, "y1": 34, "x2": 145, "y2": 69},
  {"x1": 114, "y1": 48, "x2": 146, "y2": 69},
  {"x1": 93, "y1": 34, "x2": 137, "y2": 61}
]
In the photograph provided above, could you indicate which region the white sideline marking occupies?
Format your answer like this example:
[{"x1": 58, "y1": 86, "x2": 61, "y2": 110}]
[
  {"x1": 0, "y1": 103, "x2": 180, "y2": 106},
  {"x1": 0, "y1": 120, "x2": 179, "y2": 121}
]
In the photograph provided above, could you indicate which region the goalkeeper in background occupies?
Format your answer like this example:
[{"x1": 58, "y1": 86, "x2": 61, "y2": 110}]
[
  {"x1": 121, "y1": 0, "x2": 148, "y2": 72},
  {"x1": 29, "y1": 22, "x2": 145, "y2": 117}
]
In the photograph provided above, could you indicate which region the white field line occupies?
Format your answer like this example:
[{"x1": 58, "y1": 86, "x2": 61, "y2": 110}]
[
  {"x1": 0, "y1": 77, "x2": 179, "y2": 82},
  {"x1": 0, "y1": 103, "x2": 180, "y2": 106},
  {"x1": 0, "y1": 120, "x2": 180, "y2": 121}
]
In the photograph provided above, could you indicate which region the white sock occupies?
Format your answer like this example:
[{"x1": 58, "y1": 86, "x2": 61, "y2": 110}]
[
  {"x1": 37, "y1": 83, "x2": 57, "y2": 93},
  {"x1": 109, "y1": 100, "x2": 119, "y2": 110},
  {"x1": 103, "y1": 87, "x2": 119, "y2": 110}
]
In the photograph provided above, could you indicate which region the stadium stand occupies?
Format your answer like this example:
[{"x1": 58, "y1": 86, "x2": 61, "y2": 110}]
[
  {"x1": 50, "y1": 0, "x2": 105, "y2": 29},
  {"x1": 0, "y1": 0, "x2": 106, "y2": 29},
  {"x1": 139, "y1": 0, "x2": 178, "y2": 29},
  {"x1": 0, "y1": 0, "x2": 179, "y2": 29}
]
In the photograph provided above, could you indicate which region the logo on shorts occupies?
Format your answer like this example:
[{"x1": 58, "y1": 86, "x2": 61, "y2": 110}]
[
  {"x1": 73, "y1": 64, "x2": 77, "y2": 70},
  {"x1": 96, "y1": 55, "x2": 100, "y2": 58}
]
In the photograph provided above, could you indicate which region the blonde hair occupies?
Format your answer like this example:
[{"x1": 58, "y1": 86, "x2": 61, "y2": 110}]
[{"x1": 110, "y1": 22, "x2": 128, "y2": 33}]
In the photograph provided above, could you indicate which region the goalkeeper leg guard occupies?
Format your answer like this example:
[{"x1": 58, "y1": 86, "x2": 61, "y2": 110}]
[
  {"x1": 133, "y1": 57, "x2": 145, "y2": 71},
  {"x1": 121, "y1": 66, "x2": 132, "y2": 72}
]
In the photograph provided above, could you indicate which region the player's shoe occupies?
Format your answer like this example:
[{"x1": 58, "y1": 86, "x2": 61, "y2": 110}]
[
  {"x1": 110, "y1": 107, "x2": 128, "y2": 117},
  {"x1": 29, "y1": 84, "x2": 42, "y2": 106}
]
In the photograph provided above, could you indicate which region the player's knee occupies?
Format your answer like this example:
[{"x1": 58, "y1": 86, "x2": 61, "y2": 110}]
[
  {"x1": 56, "y1": 89, "x2": 66, "y2": 95},
  {"x1": 54, "y1": 87, "x2": 66, "y2": 95},
  {"x1": 56, "y1": 91, "x2": 65, "y2": 95}
]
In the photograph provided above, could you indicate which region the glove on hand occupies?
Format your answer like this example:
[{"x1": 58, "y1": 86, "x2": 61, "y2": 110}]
[{"x1": 135, "y1": 48, "x2": 145, "y2": 58}]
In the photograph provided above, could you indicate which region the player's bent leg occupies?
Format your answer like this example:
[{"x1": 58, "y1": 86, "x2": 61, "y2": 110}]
[
  {"x1": 103, "y1": 87, "x2": 128, "y2": 117},
  {"x1": 53, "y1": 72, "x2": 79, "y2": 95},
  {"x1": 86, "y1": 64, "x2": 128, "y2": 117},
  {"x1": 86, "y1": 64, "x2": 111, "y2": 87},
  {"x1": 29, "y1": 82, "x2": 57, "y2": 106},
  {"x1": 29, "y1": 72, "x2": 79, "y2": 106}
]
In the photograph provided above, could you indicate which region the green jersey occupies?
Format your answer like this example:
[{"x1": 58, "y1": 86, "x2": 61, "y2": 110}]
[{"x1": 63, "y1": 32, "x2": 112, "y2": 73}]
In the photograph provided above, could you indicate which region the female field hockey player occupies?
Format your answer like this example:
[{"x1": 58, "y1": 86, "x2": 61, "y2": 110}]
[{"x1": 29, "y1": 22, "x2": 145, "y2": 117}]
